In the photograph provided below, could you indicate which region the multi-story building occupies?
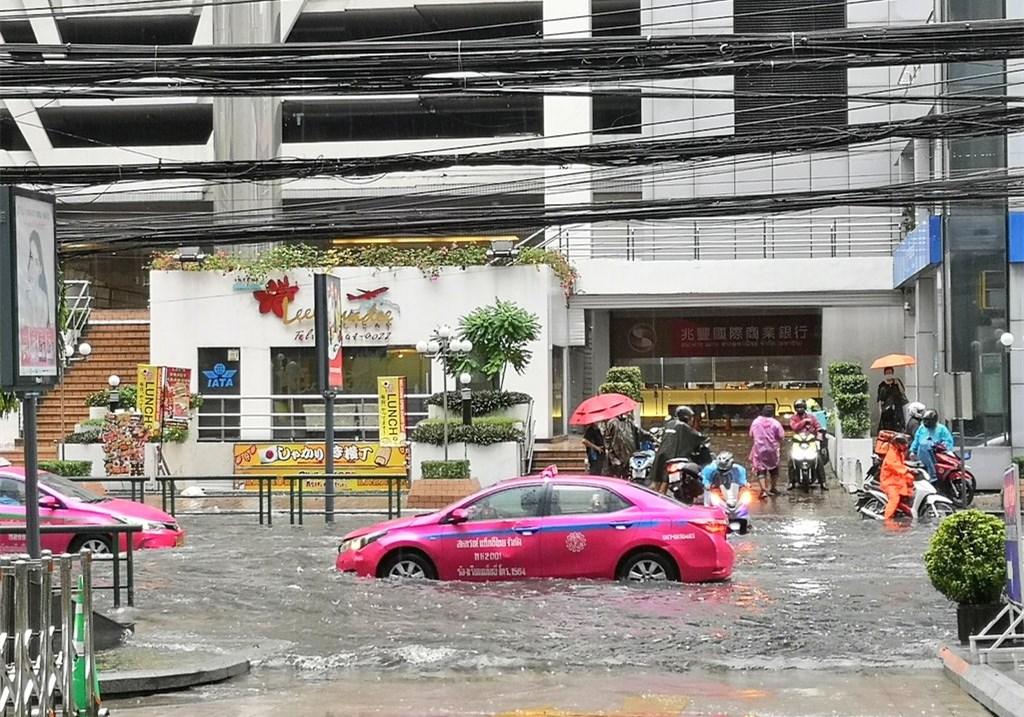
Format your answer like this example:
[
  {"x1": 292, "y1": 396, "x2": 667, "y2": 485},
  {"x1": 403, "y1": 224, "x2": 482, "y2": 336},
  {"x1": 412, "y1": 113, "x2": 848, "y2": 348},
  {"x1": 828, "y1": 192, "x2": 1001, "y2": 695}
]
[{"x1": 0, "y1": 0, "x2": 1020, "y2": 478}]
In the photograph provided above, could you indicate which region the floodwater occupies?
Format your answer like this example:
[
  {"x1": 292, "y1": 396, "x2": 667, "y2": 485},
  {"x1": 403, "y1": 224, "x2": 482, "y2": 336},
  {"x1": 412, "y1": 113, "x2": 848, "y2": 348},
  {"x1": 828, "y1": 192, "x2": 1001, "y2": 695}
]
[{"x1": 104, "y1": 489, "x2": 966, "y2": 712}]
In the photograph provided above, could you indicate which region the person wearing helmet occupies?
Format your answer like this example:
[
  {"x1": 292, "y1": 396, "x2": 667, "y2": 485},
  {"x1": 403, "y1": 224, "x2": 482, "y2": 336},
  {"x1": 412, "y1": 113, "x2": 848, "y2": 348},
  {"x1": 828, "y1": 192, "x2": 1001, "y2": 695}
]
[
  {"x1": 904, "y1": 402, "x2": 927, "y2": 438},
  {"x1": 879, "y1": 433, "x2": 914, "y2": 520},
  {"x1": 651, "y1": 406, "x2": 704, "y2": 495},
  {"x1": 749, "y1": 404, "x2": 785, "y2": 497},
  {"x1": 909, "y1": 409, "x2": 954, "y2": 483},
  {"x1": 700, "y1": 451, "x2": 748, "y2": 504},
  {"x1": 877, "y1": 367, "x2": 908, "y2": 433},
  {"x1": 789, "y1": 399, "x2": 828, "y2": 489}
]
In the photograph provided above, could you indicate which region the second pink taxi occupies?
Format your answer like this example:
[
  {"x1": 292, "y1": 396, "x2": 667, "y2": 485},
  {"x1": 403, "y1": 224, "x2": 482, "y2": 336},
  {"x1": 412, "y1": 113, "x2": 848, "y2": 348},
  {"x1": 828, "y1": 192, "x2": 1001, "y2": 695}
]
[{"x1": 337, "y1": 473, "x2": 734, "y2": 582}]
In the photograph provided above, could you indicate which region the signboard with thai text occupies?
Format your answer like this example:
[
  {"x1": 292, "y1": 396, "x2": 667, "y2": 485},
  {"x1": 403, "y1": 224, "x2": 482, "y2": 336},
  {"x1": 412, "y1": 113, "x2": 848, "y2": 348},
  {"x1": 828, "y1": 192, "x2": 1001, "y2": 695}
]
[
  {"x1": 612, "y1": 314, "x2": 822, "y2": 358},
  {"x1": 136, "y1": 365, "x2": 163, "y2": 435}
]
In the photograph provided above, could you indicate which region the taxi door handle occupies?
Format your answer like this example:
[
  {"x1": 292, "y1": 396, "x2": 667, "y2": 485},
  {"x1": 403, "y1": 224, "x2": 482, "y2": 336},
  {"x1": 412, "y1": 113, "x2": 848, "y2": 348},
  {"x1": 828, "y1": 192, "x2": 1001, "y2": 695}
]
[
  {"x1": 512, "y1": 526, "x2": 537, "y2": 535},
  {"x1": 610, "y1": 522, "x2": 633, "y2": 530}
]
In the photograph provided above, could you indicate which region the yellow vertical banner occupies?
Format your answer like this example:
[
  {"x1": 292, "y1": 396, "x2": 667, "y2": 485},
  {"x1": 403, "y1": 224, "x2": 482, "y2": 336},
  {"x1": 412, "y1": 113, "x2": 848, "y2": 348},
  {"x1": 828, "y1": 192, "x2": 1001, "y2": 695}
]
[
  {"x1": 377, "y1": 376, "x2": 407, "y2": 448},
  {"x1": 136, "y1": 364, "x2": 163, "y2": 435}
]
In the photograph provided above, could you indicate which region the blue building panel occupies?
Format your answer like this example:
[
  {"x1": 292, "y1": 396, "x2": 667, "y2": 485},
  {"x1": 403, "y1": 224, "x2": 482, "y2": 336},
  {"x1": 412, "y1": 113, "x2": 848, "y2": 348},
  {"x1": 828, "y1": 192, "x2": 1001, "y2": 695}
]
[
  {"x1": 893, "y1": 215, "x2": 942, "y2": 288},
  {"x1": 1010, "y1": 211, "x2": 1024, "y2": 264}
]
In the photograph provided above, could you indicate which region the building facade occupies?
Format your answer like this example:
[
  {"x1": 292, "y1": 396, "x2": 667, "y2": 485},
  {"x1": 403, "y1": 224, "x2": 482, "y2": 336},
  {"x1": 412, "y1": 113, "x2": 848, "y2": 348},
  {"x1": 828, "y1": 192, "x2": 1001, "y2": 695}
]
[{"x1": 1, "y1": 0, "x2": 1020, "y2": 467}]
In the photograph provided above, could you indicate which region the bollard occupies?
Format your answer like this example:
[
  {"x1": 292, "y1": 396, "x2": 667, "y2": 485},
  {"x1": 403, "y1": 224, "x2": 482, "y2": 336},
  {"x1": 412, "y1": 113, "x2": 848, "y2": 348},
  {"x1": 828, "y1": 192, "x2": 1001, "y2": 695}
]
[
  {"x1": 39, "y1": 553, "x2": 54, "y2": 717},
  {"x1": 60, "y1": 555, "x2": 75, "y2": 717},
  {"x1": 14, "y1": 560, "x2": 29, "y2": 717},
  {"x1": 72, "y1": 552, "x2": 102, "y2": 717}
]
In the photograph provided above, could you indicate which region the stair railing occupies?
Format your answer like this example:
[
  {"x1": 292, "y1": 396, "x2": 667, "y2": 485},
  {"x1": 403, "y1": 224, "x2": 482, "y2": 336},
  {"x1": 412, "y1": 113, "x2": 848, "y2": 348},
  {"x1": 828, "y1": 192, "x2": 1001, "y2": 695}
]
[{"x1": 62, "y1": 280, "x2": 93, "y2": 364}]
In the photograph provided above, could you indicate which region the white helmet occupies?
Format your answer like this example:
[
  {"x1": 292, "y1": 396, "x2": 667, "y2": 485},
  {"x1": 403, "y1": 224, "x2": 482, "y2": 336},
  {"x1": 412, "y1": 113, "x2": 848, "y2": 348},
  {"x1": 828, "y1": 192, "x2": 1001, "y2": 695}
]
[{"x1": 907, "y1": 402, "x2": 926, "y2": 420}]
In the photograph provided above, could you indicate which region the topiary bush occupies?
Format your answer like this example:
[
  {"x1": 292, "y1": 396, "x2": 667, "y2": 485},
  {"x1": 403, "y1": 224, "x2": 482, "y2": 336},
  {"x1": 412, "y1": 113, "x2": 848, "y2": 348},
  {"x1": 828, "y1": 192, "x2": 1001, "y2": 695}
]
[
  {"x1": 924, "y1": 510, "x2": 1007, "y2": 605},
  {"x1": 421, "y1": 460, "x2": 471, "y2": 480},
  {"x1": 426, "y1": 390, "x2": 531, "y2": 416},
  {"x1": 828, "y1": 360, "x2": 871, "y2": 438},
  {"x1": 599, "y1": 366, "x2": 644, "y2": 402},
  {"x1": 410, "y1": 417, "x2": 524, "y2": 446}
]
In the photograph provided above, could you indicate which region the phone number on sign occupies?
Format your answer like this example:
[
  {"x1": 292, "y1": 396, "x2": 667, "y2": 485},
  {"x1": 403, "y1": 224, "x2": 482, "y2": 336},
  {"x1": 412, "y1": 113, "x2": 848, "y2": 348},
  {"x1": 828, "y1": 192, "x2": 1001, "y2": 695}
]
[{"x1": 345, "y1": 331, "x2": 391, "y2": 343}]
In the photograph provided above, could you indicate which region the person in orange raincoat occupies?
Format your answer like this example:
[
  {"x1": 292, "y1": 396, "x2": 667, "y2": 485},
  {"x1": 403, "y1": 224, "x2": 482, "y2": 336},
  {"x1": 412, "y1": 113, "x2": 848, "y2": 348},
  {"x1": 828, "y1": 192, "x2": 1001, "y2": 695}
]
[{"x1": 879, "y1": 433, "x2": 915, "y2": 520}]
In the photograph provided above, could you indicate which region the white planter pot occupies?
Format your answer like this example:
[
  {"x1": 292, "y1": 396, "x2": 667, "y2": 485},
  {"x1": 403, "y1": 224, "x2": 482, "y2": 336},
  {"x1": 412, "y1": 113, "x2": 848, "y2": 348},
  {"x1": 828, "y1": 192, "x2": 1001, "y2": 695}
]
[
  {"x1": 835, "y1": 438, "x2": 874, "y2": 492},
  {"x1": 60, "y1": 442, "x2": 160, "y2": 482},
  {"x1": 411, "y1": 441, "x2": 522, "y2": 487},
  {"x1": 88, "y1": 407, "x2": 107, "y2": 421},
  {"x1": 426, "y1": 402, "x2": 531, "y2": 423}
]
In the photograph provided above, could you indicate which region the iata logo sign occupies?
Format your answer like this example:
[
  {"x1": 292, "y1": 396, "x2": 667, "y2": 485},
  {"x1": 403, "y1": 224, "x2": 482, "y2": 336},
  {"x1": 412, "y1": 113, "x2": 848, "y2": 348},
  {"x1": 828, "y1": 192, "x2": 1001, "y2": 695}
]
[{"x1": 202, "y1": 363, "x2": 236, "y2": 389}]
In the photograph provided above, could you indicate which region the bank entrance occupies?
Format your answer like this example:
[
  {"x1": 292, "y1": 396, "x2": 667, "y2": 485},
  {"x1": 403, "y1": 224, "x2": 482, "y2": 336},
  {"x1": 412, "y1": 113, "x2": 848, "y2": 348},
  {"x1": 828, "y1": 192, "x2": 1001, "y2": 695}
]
[{"x1": 610, "y1": 310, "x2": 824, "y2": 427}]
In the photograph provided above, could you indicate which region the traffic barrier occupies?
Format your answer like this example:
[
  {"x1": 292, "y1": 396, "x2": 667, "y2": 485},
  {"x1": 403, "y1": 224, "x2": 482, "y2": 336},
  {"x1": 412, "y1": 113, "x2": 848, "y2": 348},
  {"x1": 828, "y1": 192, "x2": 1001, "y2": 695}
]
[{"x1": 0, "y1": 550, "x2": 107, "y2": 717}]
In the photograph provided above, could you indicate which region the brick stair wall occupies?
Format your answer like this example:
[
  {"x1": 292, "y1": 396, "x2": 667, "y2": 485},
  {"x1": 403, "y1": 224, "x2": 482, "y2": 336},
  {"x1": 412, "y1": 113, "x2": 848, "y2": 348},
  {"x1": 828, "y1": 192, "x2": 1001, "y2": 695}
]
[
  {"x1": 29, "y1": 309, "x2": 151, "y2": 461},
  {"x1": 531, "y1": 439, "x2": 587, "y2": 474}
]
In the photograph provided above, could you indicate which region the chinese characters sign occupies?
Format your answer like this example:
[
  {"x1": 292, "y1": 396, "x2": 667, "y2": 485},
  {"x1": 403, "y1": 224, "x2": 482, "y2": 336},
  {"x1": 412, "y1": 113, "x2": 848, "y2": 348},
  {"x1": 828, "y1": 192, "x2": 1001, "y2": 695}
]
[
  {"x1": 612, "y1": 314, "x2": 822, "y2": 358},
  {"x1": 232, "y1": 442, "x2": 409, "y2": 491},
  {"x1": 163, "y1": 367, "x2": 192, "y2": 427}
]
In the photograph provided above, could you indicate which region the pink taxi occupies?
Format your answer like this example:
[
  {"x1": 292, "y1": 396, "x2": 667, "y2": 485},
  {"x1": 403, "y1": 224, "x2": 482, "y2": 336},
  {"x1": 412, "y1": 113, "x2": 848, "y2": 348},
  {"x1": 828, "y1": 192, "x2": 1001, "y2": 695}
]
[
  {"x1": 336, "y1": 474, "x2": 734, "y2": 582},
  {"x1": 0, "y1": 465, "x2": 184, "y2": 554}
]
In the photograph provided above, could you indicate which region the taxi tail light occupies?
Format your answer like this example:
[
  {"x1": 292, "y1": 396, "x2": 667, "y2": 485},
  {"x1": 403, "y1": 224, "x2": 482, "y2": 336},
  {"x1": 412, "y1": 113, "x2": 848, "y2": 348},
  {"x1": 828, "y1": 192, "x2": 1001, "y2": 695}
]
[{"x1": 691, "y1": 518, "x2": 728, "y2": 535}]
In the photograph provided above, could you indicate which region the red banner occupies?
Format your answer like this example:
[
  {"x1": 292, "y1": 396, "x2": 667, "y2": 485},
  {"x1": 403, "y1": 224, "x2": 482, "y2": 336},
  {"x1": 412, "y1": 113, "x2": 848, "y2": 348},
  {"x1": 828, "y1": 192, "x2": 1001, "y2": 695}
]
[{"x1": 612, "y1": 314, "x2": 821, "y2": 358}]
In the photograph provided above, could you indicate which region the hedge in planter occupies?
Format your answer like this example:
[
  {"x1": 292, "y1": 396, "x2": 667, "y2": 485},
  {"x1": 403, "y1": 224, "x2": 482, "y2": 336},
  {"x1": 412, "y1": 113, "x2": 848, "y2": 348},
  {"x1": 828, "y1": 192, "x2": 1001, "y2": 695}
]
[
  {"x1": 421, "y1": 460, "x2": 471, "y2": 480},
  {"x1": 426, "y1": 390, "x2": 531, "y2": 416},
  {"x1": 924, "y1": 510, "x2": 1008, "y2": 644},
  {"x1": 410, "y1": 417, "x2": 524, "y2": 446},
  {"x1": 600, "y1": 366, "x2": 644, "y2": 402},
  {"x1": 38, "y1": 460, "x2": 93, "y2": 477}
]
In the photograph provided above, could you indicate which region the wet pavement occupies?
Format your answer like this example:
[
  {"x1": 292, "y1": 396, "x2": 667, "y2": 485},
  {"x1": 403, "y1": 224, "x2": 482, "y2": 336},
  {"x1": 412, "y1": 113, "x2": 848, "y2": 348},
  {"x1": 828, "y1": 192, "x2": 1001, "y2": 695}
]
[{"x1": 103, "y1": 488, "x2": 974, "y2": 715}]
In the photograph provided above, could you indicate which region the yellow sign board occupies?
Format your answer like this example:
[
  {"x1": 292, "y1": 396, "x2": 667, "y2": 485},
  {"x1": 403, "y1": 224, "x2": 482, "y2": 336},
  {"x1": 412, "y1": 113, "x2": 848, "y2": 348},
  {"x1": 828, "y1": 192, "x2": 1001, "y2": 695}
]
[
  {"x1": 136, "y1": 364, "x2": 163, "y2": 435},
  {"x1": 377, "y1": 376, "x2": 407, "y2": 448},
  {"x1": 232, "y1": 442, "x2": 408, "y2": 492}
]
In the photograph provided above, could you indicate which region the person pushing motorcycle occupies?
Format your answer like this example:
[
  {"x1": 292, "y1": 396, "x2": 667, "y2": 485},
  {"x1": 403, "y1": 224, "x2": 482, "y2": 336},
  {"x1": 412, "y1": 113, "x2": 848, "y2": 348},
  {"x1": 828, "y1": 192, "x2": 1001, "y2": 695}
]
[{"x1": 879, "y1": 433, "x2": 915, "y2": 521}]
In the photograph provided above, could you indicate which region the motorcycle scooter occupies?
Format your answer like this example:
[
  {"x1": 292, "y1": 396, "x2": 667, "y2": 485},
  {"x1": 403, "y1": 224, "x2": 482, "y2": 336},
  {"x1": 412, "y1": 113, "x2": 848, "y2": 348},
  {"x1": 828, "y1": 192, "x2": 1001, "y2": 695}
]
[
  {"x1": 856, "y1": 468, "x2": 956, "y2": 521},
  {"x1": 704, "y1": 481, "x2": 753, "y2": 534},
  {"x1": 665, "y1": 438, "x2": 713, "y2": 504}
]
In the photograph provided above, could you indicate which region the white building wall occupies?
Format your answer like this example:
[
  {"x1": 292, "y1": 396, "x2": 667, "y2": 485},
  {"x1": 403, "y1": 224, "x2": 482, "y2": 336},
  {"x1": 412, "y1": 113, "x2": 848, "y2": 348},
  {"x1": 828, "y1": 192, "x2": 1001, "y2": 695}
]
[{"x1": 150, "y1": 265, "x2": 567, "y2": 440}]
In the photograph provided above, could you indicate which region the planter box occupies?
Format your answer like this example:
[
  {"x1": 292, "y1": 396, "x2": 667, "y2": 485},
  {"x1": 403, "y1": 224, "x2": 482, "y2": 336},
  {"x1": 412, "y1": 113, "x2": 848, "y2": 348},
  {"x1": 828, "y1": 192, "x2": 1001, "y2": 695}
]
[
  {"x1": 59, "y1": 443, "x2": 160, "y2": 483},
  {"x1": 426, "y1": 404, "x2": 530, "y2": 423},
  {"x1": 957, "y1": 603, "x2": 1009, "y2": 646},
  {"x1": 88, "y1": 407, "x2": 107, "y2": 421},
  {"x1": 833, "y1": 434, "x2": 874, "y2": 492},
  {"x1": 411, "y1": 441, "x2": 522, "y2": 487},
  {"x1": 406, "y1": 478, "x2": 482, "y2": 510}
]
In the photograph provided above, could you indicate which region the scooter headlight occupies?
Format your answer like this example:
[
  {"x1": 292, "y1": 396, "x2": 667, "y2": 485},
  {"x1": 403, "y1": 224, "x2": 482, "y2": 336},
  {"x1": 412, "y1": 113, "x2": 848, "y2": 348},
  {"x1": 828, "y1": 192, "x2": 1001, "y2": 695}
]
[{"x1": 739, "y1": 490, "x2": 753, "y2": 505}]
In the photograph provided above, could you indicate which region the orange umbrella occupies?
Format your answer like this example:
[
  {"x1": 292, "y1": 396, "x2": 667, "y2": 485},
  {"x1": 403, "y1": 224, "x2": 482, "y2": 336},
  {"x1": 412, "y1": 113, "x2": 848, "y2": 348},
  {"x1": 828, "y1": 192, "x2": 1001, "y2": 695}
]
[{"x1": 870, "y1": 354, "x2": 916, "y2": 370}]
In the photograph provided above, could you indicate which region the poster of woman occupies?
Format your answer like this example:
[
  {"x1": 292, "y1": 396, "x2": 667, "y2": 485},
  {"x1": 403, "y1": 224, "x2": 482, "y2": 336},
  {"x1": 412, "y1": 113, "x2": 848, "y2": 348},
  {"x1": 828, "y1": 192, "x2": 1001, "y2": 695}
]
[{"x1": 14, "y1": 194, "x2": 57, "y2": 379}]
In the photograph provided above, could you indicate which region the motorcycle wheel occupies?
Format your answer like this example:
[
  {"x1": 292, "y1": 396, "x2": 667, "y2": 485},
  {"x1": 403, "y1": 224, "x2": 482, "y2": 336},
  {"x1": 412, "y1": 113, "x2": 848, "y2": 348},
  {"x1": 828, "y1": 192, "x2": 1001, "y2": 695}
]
[
  {"x1": 944, "y1": 472, "x2": 975, "y2": 508},
  {"x1": 858, "y1": 497, "x2": 886, "y2": 520},
  {"x1": 925, "y1": 501, "x2": 956, "y2": 520}
]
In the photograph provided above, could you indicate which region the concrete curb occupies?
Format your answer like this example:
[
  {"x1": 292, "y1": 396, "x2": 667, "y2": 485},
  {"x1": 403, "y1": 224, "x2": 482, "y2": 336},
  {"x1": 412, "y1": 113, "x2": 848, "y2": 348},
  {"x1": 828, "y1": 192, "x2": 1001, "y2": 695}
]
[
  {"x1": 940, "y1": 645, "x2": 1024, "y2": 717},
  {"x1": 100, "y1": 654, "x2": 250, "y2": 697}
]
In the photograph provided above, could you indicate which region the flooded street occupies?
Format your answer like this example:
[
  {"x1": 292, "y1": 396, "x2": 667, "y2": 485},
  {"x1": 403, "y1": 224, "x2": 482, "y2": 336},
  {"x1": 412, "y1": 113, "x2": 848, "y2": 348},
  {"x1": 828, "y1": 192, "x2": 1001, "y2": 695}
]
[{"x1": 105, "y1": 490, "x2": 972, "y2": 714}]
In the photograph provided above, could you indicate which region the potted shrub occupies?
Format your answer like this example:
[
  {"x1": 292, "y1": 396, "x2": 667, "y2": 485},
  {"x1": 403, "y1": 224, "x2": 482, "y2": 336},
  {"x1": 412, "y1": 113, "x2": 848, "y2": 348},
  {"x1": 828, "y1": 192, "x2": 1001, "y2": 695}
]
[
  {"x1": 924, "y1": 509, "x2": 1008, "y2": 644},
  {"x1": 85, "y1": 391, "x2": 109, "y2": 420}
]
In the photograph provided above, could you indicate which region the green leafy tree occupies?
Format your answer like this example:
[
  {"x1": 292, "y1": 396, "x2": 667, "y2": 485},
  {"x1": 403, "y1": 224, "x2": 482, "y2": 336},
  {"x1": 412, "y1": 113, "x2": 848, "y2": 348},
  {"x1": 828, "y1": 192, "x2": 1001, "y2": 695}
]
[
  {"x1": 0, "y1": 393, "x2": 17, "y2": 418},
  {"x1": 452, "y1": 300, "x2": 541, "y2": 390}
]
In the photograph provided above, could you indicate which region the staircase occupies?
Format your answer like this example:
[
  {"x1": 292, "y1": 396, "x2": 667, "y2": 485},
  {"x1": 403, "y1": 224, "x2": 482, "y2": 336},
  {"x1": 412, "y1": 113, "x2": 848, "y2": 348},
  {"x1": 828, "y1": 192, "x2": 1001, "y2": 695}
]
[
  {"x1": 32, "y1": 309, "x2": 151, "y2": 461},
  {"x1": 530, "y1": 438, "x2": 587, "y2": 474}
]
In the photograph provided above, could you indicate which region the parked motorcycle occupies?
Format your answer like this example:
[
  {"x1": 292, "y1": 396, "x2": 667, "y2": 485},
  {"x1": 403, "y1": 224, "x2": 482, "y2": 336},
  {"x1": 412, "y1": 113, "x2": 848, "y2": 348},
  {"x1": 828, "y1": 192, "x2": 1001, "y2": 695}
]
[
  {"x1": 864, "y1": 442, "x2": 975, "y2": 508},
  {"x1": 628, "y1": 427, "x2": 662, "y2": 486},
  {"x1": 665, "y1": 438, "x2": 713, "y2": 505},
  {"x1": 856, "y1": 474, "x2": 956, "y2": 521},
  {"x1": 788, "y1": 431, "x2": 825, "y2": 490},
  {"x1": 705, "y1": 482, "x2": 753, "y2": 534}
]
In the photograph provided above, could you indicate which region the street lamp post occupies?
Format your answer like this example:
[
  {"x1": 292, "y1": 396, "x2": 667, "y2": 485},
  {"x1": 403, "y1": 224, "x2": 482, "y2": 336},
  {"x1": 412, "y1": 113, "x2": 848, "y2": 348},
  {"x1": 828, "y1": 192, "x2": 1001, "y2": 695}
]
[
  {"x1": 999, "y1": 332, "x2": 1018, "y2": 444},
  {"x1": 460, "y1": 372, "x2": 473, "y2": 426},
  {"x1": 107, "y1": 374, "x2": 121, "y2": 414},
  {"x1": 416, "y1": 326, "x2": 473, "y2": 462}
]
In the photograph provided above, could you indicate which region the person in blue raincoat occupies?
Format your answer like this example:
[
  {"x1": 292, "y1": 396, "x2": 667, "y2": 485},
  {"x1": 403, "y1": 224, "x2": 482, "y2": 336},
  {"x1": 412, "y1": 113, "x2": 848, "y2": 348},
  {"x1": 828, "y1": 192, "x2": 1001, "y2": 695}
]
[{"x1": 909, "y1": 409, "x2": 954, "y2": 483}]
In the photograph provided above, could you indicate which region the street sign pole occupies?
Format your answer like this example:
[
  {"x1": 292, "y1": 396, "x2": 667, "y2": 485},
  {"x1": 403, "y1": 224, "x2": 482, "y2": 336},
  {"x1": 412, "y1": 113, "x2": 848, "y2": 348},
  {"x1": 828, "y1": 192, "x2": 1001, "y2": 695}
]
[
  {"x1": 20, "y1": 391, "x2": 41, "y2": 558},
  {"x1": 314, "y1": 273, "x2": 335, "y2": 523}
]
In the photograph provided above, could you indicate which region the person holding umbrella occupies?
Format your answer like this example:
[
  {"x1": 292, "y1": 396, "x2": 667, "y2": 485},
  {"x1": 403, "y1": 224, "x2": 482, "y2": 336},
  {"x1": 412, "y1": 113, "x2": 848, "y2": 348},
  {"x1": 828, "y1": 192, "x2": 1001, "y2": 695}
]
[
  {"x1": 870, "y1": 355, "x2": 914, "y2": 434},
  {"x1": 570, "y1": 393, "x2": 638, "y2": 477}
]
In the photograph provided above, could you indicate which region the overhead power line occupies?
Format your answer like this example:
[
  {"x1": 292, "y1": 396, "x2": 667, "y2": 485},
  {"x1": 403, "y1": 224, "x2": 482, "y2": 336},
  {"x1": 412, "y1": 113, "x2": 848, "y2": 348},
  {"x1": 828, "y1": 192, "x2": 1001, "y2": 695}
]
[
  {"x1": 56, "y1": 170, "x2": 1024, "y2": 255},
  {"x1": 1, "y1": 20, "x2": 1022, "y2": 97},
  {"x1": 6, "y1": 105, "x2": 1021, "y2": 186}
]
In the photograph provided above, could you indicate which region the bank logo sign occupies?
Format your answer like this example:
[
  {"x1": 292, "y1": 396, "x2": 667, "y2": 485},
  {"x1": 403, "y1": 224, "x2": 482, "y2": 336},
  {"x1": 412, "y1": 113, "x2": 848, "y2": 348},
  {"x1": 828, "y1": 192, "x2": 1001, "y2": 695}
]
[{"x1": 378, "y1": 376, "x2": 407, "y2": 448}]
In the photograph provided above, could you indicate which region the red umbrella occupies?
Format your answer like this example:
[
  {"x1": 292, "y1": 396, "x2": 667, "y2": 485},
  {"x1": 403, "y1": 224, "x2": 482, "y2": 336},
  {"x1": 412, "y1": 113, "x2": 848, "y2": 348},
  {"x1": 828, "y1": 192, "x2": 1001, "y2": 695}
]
[{"x1": 569, "y1": 393, "x2": 638, "y2": 426}]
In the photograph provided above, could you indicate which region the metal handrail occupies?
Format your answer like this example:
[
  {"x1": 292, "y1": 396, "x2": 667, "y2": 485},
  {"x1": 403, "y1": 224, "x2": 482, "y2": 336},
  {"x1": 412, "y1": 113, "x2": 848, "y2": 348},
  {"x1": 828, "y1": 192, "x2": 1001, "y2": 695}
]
[{"x1": 62, "y1": 280, "x2": 93, "y2": 363}]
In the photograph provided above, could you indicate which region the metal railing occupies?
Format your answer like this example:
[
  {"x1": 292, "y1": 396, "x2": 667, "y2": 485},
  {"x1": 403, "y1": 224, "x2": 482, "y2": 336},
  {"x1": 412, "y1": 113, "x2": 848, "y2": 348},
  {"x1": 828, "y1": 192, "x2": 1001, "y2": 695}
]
[
  {"x1": 0, "y1": 525, "x2": 139, "y2": 608},
  {"x1": 195, "y1": 393, "x2": 431, "y2": 442},
  {"x1": 522, "y1": 213, "x2": 901, "y2": 261},
  {"x1": 62, "y1": 280, "x2": 93, "y2": 364},
  {"x1": 0, "y1": 550, "x2": 104, "y2": 717},
  {"x1": 155, "y1": 473, "x2": 408, "y2": 523}
]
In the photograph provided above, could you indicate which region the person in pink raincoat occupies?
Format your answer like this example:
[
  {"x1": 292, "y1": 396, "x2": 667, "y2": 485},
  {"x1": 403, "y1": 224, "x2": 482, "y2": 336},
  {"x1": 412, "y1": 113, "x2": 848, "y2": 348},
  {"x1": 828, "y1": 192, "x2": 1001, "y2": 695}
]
[{"x1": 749, "y1": 404, "x2": 785, "y2": 498}]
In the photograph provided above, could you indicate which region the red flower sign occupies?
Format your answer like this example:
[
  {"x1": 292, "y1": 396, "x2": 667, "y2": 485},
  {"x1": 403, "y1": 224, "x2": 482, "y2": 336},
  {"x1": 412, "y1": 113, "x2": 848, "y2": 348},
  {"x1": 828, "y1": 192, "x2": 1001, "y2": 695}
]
[{"x1": 253, "y1": 276, "x2": 300, "y2": 318}]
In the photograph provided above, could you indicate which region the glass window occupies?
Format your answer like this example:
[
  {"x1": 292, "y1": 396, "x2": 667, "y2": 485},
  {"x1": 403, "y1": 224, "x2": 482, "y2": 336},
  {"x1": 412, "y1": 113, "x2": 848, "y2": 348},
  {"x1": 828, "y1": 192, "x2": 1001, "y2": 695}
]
[
  {"x1": 550, "y1": 485, "x2": 631, "y2": 515},
  {"x1": 198, "y1": 347, "x2": 241, "y2": 442},
  {"x1": 0, "y1": 478, "x2": 25, "y2": 506},
  {"x1": 464, "y1": 485, "x2": 544, "y2": 521}
]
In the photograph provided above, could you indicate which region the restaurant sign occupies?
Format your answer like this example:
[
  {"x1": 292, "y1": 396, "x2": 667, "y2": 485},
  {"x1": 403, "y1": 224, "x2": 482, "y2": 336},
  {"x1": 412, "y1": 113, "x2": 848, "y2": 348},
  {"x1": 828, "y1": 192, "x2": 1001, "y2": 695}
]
[
  {"x1": 250, "y1": 275, "x2": 397, "y2": 346},
  {"x1": 232, "y1": 442, "x2": 409, "y2": 492},
  {"x1": 612, "y1": 314, "x2": 822, "y2": 358}
]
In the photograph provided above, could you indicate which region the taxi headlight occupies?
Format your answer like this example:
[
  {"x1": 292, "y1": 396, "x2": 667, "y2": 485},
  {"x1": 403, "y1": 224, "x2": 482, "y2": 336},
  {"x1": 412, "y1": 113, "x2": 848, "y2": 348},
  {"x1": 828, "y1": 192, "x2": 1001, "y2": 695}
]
[
  {"x1": 339, "y1": 530, "x2": 387, "y2": 554},
  {"x1": 121, "y1": 517, "x2": 163, "y2": 531}
]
